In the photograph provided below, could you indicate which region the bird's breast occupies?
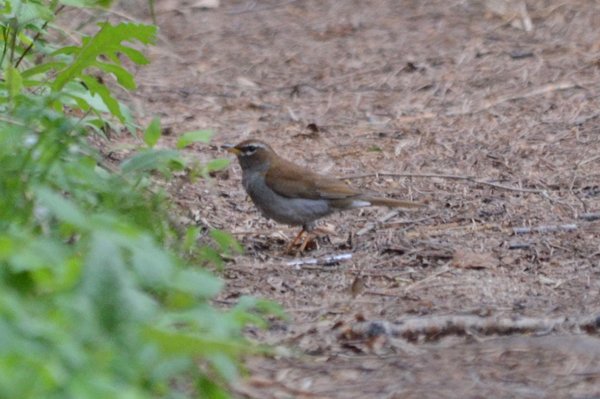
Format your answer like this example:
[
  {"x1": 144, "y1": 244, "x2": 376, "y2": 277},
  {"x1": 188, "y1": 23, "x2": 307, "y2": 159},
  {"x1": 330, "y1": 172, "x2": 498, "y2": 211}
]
[{"x1": 241, "y1": 170, "x2": 332, "y2": 226}]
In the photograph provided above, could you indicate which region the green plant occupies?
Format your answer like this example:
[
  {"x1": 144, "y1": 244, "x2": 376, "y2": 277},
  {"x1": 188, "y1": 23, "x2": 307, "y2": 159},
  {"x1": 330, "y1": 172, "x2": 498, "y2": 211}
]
[{"x1": 0, "y1": 1, "x2": 279, "y2": 398}]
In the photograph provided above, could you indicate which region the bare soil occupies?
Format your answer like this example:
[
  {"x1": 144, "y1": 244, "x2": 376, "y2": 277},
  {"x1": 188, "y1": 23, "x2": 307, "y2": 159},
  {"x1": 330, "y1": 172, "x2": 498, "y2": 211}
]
[{"x1": 112, "y1": 0, "x2": 600, "y2": 397}]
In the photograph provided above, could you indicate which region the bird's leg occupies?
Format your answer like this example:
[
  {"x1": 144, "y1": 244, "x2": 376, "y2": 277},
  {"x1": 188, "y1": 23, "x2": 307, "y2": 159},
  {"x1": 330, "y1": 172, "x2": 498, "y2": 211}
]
[
  {"x1": 297, "y1": 224, "x2": 336, "y2": 252},
  {"x1": 285, "y1": 227, "x2": 306, "y2": 254},
  {"x1": 297, "y1": 222, "x2": 319, "y2": 253},
  {"x1": 285, "y1": 223, "x2": 321, "y2": 254},
  {"x1": 298, "y1": 231, "x2": 316, "y2": 253}
]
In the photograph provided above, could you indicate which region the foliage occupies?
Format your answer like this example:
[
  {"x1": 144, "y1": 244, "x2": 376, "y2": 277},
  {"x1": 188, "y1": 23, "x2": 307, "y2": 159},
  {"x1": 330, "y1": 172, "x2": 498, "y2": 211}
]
[{"x1": 0, "y1": 1, "x2": 278, "y2": 398}]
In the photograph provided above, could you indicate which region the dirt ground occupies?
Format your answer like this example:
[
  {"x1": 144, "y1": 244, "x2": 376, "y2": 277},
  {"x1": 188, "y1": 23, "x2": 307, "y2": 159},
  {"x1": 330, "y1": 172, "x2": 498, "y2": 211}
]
[{"x1": 112, "y1": 0, "x2": 600, "y2": 397}]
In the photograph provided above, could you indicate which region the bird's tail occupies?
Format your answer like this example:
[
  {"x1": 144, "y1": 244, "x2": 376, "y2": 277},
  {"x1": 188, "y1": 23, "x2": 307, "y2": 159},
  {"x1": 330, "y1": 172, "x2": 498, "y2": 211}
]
[{"x1": 363, "y1": 197, "x2": 424, "y2": 208}]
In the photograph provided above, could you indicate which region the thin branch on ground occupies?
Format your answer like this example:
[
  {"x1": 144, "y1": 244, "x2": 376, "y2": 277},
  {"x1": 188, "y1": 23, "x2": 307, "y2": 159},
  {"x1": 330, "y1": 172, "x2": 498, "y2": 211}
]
[
  {"x1": 580, "y1": 212, "x2": 600, "y2": 222},
  {"x1": 343, "y1": 172, "x2": 548, "y2": 193},
  {"x1": 286, "y1": 253, "x2": 353, "y2": 268},
  {"x1": 337, "y1": 313, "x2": 600, "y2": 344},
  {"x1": 513, "y1": 224, "x2": 578, "y2": 235}
]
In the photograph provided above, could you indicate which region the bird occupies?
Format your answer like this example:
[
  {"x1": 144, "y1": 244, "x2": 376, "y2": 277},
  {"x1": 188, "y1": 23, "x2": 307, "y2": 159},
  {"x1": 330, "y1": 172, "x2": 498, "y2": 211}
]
[{"x1": 223, "y1": 139, "x2": 422, "y2": 252}]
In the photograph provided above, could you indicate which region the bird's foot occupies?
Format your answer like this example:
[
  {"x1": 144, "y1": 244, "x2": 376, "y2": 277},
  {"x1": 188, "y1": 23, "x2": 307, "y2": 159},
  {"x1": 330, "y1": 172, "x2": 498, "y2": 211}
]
[
  {"x1": 285, "y1": 230, "x2": 317, "y2": 255},
  {"x1": 298, "y1": 232, "x2": 317, "y2": 253},
  {"x1": 285, "y1": 225, "x2": 336, "y2": 255},
  {"x1": 285, "y1": 228, "x2": 306, "y2": 254}
]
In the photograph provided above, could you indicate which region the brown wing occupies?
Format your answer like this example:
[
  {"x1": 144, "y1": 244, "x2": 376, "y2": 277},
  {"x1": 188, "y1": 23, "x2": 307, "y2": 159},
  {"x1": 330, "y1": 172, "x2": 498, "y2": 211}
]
[{"x1": 265, "y1": 157, "x2": 361, "y2": 200}]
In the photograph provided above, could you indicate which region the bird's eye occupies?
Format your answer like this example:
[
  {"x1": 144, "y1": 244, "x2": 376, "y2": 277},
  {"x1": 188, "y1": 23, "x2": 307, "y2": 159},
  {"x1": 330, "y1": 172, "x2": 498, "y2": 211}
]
[{"x1": 242, "y1": 145, "x2": 257, "y2": 155}]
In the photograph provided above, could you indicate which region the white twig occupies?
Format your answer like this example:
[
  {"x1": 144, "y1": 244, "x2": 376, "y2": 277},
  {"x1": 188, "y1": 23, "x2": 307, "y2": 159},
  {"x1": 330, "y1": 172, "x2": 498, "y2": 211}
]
[
  {"x1": 513, "y1": 224, "x2": 578, "y2": 235},
  {"x1": 343, "y1": 172, "x2": 547, "y2": 194},
  {"x1": 287, "y1": 253, "x2": 353, "y2": 268},
  {"x1": 508, "y1": 241, "x2": 531, "y2": 250}
]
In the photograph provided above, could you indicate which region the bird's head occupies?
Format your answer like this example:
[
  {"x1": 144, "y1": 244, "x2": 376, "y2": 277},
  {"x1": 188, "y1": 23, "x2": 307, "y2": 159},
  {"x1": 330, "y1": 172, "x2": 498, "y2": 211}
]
[{"x1": 222, "y1": 139, "x2": 275, "y2": 172}]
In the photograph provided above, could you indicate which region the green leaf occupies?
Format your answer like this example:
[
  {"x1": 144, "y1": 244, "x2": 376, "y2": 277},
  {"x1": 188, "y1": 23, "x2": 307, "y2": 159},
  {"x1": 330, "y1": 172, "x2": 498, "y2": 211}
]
[
  {"x1": 198, "y1": 246, "x2": 223, "y2": 268},
  {"x1": 5, "y1": 66, "x2": 23, "y2": 98},
  {"x1": 50, "y1": 45, "x2": 80, "y2": 57},
  {"x1": 117, "y1": 46, "x2": 150, "y2": 65},
  {"x1": 62, "y1": 83, "x2": 104, "y2": 112},
  {"x1": 58, "y1": 0, "x2": 115, "y2": 8},
  {"x1": 0, "y1": 236, "x2": 15, "y2": 261},
  {"x1": 61, "y1": 81, "x2": 134, "y2": 126},
  {"x1": 94, "y1": 61, "x2": 136, "y2": 89},
  {"x1": 172, "y1": 269, "x2": 223, "y2": 298},
  {"x1": 80, "y1": 74, "x2": 124, "y2": 121},
  {"x1": 143, "y1": 118, "x2": 161, "y2": 148},
  {"x1": 21, "y1": 61, "x2": 65, "y2": 85},
  {"x1": 182, "y1": 226, "x2": 200, "y2": 252},
  {"x1": 197, "y1": 375, "x2": 231, "y2": 399},
  {"x1": 35, "y1": 188, "x2": 89, "y2": 229},
  {"x1": 204, "y1": 158, "x2": 230, "y2": 173},
  {"x1": 120, "y1": 149, "x2": 182, "y2": 174},
  {"x1": 210, "y1": 230, "x2": 243, "y2": 254},
  {"x1": 52, "y1": 22, "x2": 156, "y2": 91},
  {"x1": 145, "y1": 327, "x2": 251, "y2": 357},
  {"x1": 6, "y1": 1, "x2": 53, "y2": 20},
  {"x1": 0, "y1": 1, "x2": 11, "y2": 14},
  {"x1": 130, "y1": 236, "x2": 173, "y2": 286},
  {"x1": 176, "y1": 130, "x2": 213, "y2": 149},
  {"x1": 208, "y1": 353, "x2": 240, "y2": 381},
  {"x1": 235, "y1": 296, "x2": 286, "y2": 319},
  {"x1": 10, "y1": 238, "x2": 68, "y2": 272}
]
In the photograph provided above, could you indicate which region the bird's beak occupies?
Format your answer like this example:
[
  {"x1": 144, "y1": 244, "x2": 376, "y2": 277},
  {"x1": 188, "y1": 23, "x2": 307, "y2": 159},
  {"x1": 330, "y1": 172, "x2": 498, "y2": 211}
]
[{"x1": 221, "y1": 144, "x2": 240, "y2": 155}]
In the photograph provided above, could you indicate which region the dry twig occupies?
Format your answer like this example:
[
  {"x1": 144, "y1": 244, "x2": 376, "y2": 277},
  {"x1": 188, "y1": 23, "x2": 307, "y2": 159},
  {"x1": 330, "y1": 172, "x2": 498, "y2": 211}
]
[
  {"x1": 343, "y1": 172, "x2": 547, "y2": 194},
  {"x1": 580, "y1": 212, "x2": 600, "y2": 222},
  {"x1": 338, "y1": 313, "x2": 600, "y2": 344},
  {"x1": 513, "y1": 224, "x2": 578, "y2": 235},
  {"x1": 286, "y1": 253, "x2": 353, "y2": 268}
]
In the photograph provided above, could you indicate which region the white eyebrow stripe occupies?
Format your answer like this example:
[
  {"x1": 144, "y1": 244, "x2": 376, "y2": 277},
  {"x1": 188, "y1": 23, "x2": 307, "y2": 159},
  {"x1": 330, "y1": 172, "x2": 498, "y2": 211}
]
[{"x1": 246, "y1": 142, "x2": 266, "y2": 148}]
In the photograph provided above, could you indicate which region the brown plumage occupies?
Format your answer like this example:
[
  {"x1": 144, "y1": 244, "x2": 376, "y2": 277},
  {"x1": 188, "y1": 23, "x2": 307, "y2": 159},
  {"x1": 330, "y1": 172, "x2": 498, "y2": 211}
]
[{"x1": 224, "y1": 139, "x2": 422, "y2": 251}]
